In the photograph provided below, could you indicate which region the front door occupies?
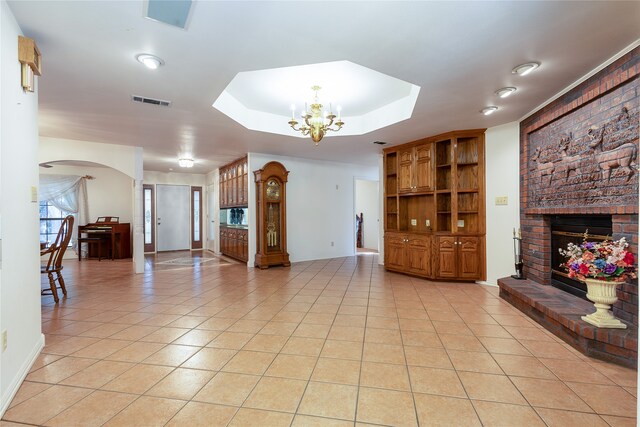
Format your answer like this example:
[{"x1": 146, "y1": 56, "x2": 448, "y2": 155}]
[{"x1": 156, "y1": 184, "x2": 190, "y2": 251}]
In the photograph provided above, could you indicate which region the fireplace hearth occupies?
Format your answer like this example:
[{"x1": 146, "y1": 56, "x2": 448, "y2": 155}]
[{"x1": 550, "y1": 215, "x2": 612, "y2": 299}]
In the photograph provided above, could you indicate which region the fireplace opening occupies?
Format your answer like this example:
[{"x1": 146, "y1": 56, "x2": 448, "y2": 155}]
[{"x1": 550, "y1": 215, "x2": 613, "y2": 299}]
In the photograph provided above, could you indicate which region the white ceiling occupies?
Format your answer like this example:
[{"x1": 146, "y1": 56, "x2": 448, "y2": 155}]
[{"x1": 8, "y1": 1, "x2": 640, "y2": 173}]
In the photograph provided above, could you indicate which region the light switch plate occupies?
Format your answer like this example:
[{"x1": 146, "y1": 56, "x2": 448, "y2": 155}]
[
  {"x1": 457, "y1": 220, "x2": 465, "y2": 227},
  {"x1": 411, "y1": 219, "x2": 417, "y2": 226},
  {"x1": 495, "y1": 196, "x2": 508, "y2": 205},
  {"x1": 31, "y1": 186, "x2": 38, "y2": 203},
  {"x1": 425, "y1": 219, "x2": 430, "y2": 227}
]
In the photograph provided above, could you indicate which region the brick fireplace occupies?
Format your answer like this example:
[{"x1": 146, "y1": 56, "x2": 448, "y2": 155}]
[{"x1": 499, "y1": 47, "x2": 638, "y2": 367}]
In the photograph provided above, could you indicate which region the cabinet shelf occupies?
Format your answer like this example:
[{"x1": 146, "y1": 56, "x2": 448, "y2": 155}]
[
  {"x1": 437, "y1": 211, "x2": 451, "y2": 214},
  {"x1": 458, "y1": 210, "x2": 478, "y2": 214},
  {"x1": 457, "y1": 189, "x2": 478, "y2": 193},
  {"x1": 436, "y1": 164, "x2": 452, "y2": 168},
  {"x1": 436, "y1": 190, "x2": 452, "y2": 194},
  {"x1": 457, "y1": 162, "x2": 478, "y2": 167},
  {"x1": 386, "y1": 173, "x2": 397, "y2": 177}
]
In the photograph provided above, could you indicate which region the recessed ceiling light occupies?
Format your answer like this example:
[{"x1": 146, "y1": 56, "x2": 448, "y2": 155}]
[
  {"x1": 511, "y1": 62, "x2": 540, "y2": 76},
  {"x1": 136, "y1": 54, "x2": 164, "y2": 70},
  {"x1": 495, "y1": 87, "x2": 517, "y2": 98},
  {"x1": 178, "y1": 158, "x2": 194, "y2": 168},
  {"x1": 480, "y1": 106, "x2": 498, "y2": 116}
]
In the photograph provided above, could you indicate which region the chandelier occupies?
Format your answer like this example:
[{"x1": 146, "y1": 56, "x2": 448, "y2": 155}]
[{"x1": 288, "y1": 85, "x2": 344, "y2": 145}]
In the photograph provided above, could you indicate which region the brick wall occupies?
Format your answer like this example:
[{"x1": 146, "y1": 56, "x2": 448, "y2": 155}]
[{"x1": 519, "y1": 47, "x2": 639, "y2": 325}]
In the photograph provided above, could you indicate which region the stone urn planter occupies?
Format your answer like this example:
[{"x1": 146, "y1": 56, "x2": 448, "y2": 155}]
[{"x1": 581, "y1": 278, "x2": 627, "y2": 329}]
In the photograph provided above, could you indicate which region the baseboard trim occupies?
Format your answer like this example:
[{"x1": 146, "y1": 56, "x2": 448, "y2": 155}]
[{"x1": 0, "y1": 333, "x2": 45, "y2": 417}]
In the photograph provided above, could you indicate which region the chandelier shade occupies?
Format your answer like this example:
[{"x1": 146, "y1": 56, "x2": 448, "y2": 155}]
[{"x1": 288, "y1": 86, "x2": 344, "y2": 145}]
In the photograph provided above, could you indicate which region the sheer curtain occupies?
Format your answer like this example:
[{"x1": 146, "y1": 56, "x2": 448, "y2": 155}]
[{"x1": 39, "y1": 174, "x2": 89, "y2": 252}]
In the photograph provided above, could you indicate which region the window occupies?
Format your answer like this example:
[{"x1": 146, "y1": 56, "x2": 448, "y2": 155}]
[{"x1": 39, "y1": 201, "x2": 71, "y2": 246}]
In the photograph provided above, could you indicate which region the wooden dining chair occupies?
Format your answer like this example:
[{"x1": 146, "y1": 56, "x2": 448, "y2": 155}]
[{"x1": 41, "y1": 215, "x2": 74, "y2": 303}]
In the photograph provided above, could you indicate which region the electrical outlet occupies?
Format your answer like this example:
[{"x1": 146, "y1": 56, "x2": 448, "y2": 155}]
[
  {"x1": 31, "y1": 186, "x2": 38, "y2": 203},
  {"x1": 425, "y1": 219, "x2": 430, "y2": 227},
  {"x1": 495, "y1": 196, "x2": 508, "y2": 205},
  {"x1": 330, "y1": 241, "x2": 334, "y2": 247},
  {"x1": 411, "y1": 219, "x2": 417, "y2": 226},
  {"x1": 457, "y1": 219, "x2": 465, "y2": 227},
  {"x1": 2, "y1": 330, "x2": 7, "y2": 352}
]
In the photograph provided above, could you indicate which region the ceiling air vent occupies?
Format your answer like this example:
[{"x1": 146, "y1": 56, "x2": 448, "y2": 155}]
[
  {"x1": 372, "y1": 141, "x2": 387, "y2": 145},
  {"x1": 132, "y1": 95, "x2": 171, "y2": 107}
]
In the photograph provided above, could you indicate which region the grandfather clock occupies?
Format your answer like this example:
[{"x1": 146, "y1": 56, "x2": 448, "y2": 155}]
[{"x1": 254, "y1": 161, "x2": 290, "y2": 269}]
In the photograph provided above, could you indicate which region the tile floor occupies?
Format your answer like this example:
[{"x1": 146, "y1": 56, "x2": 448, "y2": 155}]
[{"x1": 2, "y1": 252, "x2": 637, "y2": 426}]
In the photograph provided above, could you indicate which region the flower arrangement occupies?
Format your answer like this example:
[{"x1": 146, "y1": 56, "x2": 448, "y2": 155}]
[{"x1": 559, "y1": 235, "x2": 636, "y2": 282}]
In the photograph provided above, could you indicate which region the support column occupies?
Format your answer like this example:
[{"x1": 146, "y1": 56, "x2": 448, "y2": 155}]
[{"x1": 132, "y1": 148, "x2": 144, "y2": 274}]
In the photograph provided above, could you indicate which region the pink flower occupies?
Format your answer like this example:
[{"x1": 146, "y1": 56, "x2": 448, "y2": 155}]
[{"x1": 582, "y1": 251, "x2": 595, "y2": 262}]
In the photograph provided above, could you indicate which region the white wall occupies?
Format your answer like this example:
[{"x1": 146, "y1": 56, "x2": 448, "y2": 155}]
[
  {"x1": 0, "y1": 0, "x2": 43, "y2": 415},
  {"x1": 484, "y1": 121, "x2": 520, "y2": 285},
  {"x1": 355, "y1": 179, "x2": 380, "y2": 251},
  {"x1": 43, "y1": 165, "x2": 133, "y2": 224},
  {"x1": 248, "y1": 153, "x2": 378, "y2": 264}
]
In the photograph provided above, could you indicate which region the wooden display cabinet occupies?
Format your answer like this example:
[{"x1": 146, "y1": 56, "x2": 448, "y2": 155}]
[
  {"x1": 220, "y1": 227, "x2": 248, "y2": 262},
  {"x1": 383, "y1": 129, "x2": 486, "y2": 281},
  {"x1": 219, "y1": 156, "x2": 248, "y2": 208}
]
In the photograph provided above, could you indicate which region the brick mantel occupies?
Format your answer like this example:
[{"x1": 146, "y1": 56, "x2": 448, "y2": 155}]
[{"x1": 518, "y1": 47, "x2": 639, "y2": 325}]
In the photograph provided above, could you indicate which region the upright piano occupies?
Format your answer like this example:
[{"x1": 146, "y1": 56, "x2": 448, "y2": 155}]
[{"x1": 78, "y1": 216, "x2": 131, "y2": 259}]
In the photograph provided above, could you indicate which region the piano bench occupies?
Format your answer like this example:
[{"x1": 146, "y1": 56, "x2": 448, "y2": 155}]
[{"x1": 77, "y1": 237, "x2": 107, "y2": 261}]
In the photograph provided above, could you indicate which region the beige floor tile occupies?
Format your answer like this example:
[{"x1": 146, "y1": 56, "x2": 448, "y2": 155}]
[
  {"x1": 166, "y1": 315, "x2": 210, "y2": 329},
  {"x1": 139, "y1": 327, "x2": 190, "y2": 344},
  {"x1": 467, "y1": 323, "x2": 512, "y2": 338},
  {"x1": 281, "y1": 337, "x2": 325, "y2": 356},
  {"x1": 221, "y1": 350, "x2": 276, "y2": 375},
  {"x1": 244, "y1": 376, "x2": 307, "y2": 413},
  {"x1": 193, "y1": 372, "x2": 260, "y2": 406},
  {"x1": 197, "y1": 316, "x2": 237, "y2": 331},
  {"x1": 45, "y1": 390, "x2": 137, "y2": 427},
  {"x1": 228, "y1": 408, "x2": 293, "y2": 427},
  {"x1": 328, "y1": 325, "x2": 365, "y2": 342},
  {"x1": 399, "y1": 318, "x2": 435, "y2": 332},
  {"x1": 472, "y1": 400, "x2": 546, "y2": 427},
  {"x1": 142, "y1": 344, "x2": 200, "y2": 366},
  {"x1": 172, "y1": 329, "x2": 220, "y2": 346},
  {"x1": 364, "y1": 328, "x2": 403, "y2": 345},
  {"x1": 42, "y1": 336, "x2": 101, "y2": 355},
  {"x1": 243, "y1": 333, "x2": 288, "y2": 353},
  {"x1": 404, "y1": 346, "x2": 453, "y2": 369},
  {"x1": 566, "y1": 382, "x2": 636, "y2": 417},
  {"x1": 510, "y1": 377, "x2": 592, "y2": 412},
  {"x1": 260, "y1": 321, "x2": 298, "y2": 336},
  {"x1": 103, "y1": 395, "x2": 185, "y2": 426},
  {"x1": 26, "y1": 357, "x2": 97, "y2": 384},
  {"x1": 519, "y1": 340, "x2": 579, "y2": 360},
  {"x1": 458, "y1": 372, "x2": 527, "y2": 405},
  {"x1": 298, "y1": 381, "x2": 358, "y2": 420},
  {"x1": 321, "y1": 340, "x2": 363, "y2": 360},
  {"x1": 356, "y1": 387, "x2": 417, "y2": 427},
  {"x1": 105, "y1": 341, "x2": 166, "y2": 362},
  {"x1": 535, "y1": 407, "x2": 609, "y2": 427},
  {"x1": 7, "y1": 381, "x2": 51, "y2": 409},
  {"x1": 3, "y1": 385, "x2": 91, "y2": 425},
  {"x1": 227, "y1": 319, "x2": 268, "y2": 334},
  {"x1": 311, "y1": 358, "x2": 361, "y2": 385},
  {"x1": 60, "y1": 360, "x2": 134, "y2": 388},
  {"x1": 79, "y1": 322, "x2": 129, "y2": 338},
  {"x1": 265, "y1": 354, "x2": 318, "y2": 380},
  {"x1": 366, "y1": 315, "x2": 399, "y2": 329},
  {"x1": 146, "y1": 367, "x2": 215, "y2": 400},
  {"x1": 166, "y1": 401, "x2": 237, "y2": 427},
  {"x1": 589, "y1": 362, "x2": 637, "y2": 387},
  {"x1": 432, "y1": 320, "x2": 474, "y2": 335},
  {"x1": 447, "y1": 349, "x2": 503, "y2": 374},
  {"x1": 408, "y1": 365, "x2": 466, "y2": 397},
  {"x1": 540, "y1": 358, "x2": 614, "y2": 384},
  {"x1": 414, "y1": 393, "x2": 481, "y2": 426},
  {"x1": 360, "y1": 361, "x2": 410, "y2": 391},
  {"x1": 401, "y1": 330, "x2": 442, "y2": 348},
  {"x1": 600, "y1": 415, "x2": 638, "y2": 427},
  {"x1": 362, "y1": 342, "x2": 405, "y2": 364},
  {"x1": 293, "y1": 323, "x2": 331, "y2": 339},
  {"x1": 292, "y1": 414, "x2": 353, "y2": 427},
  {"x1": 479, "y1": 337, "x2": 531, "y2": 356},
  {"x1": 182, "y1": 347, "x2": 237, "y2": 371},
  {"x1": 108, "y1": 325, "x2": 160, "y2": 341},
  {"x1": 28, "y1": 353, "x2": 64, "y2": 372},
  {"x1": 439, "y1": 334, "x2": 487, "y2": 352},
  {"x1": 207, "y1": 331, "x2": 254, "y2": 350},
  {"x1": 101, "y1": 363, "x2": 173, "y2": 394},
  {"x1": 492, "y1": 354, "x2": 556, "y2": 379}
]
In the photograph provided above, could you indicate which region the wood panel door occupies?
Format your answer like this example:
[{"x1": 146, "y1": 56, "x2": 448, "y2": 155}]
[
  {"x1": 385, "y1": 233, "x2": 406, "y2": 270},
  {"x1": 398, "y1": 149, "x2": 414, "y2": 193},
  {"x1": 406, "y1": 235, "x2": 431, "y2": 276},
  {"x1": 437, "y1": 236, "x2": 456, "y2": 278},
  {"x1": 458, "y1": 236, "x2": 482, "y2": 279},
  {"x1": 415, "y1": 143, "x2": 433, "y2": 192}
]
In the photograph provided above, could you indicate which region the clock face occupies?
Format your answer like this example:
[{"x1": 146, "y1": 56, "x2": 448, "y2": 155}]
[{"x1": 266, "y1": 179, "x2": 280, "y2": 201}]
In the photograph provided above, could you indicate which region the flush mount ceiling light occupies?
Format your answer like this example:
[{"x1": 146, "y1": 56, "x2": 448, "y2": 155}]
[
  {"x1": 288, "y1": 85, "x2": 344, "y2": 145},
  {"x1": 495, "y1": 87, "x2": 517, "y2": 98},
  {"x1": 136, "y1": 54, "x2": 164, "y2": 70},
  {"x1": 511, "y1": 62, "x2": 540, "y2": 76},
  {"x1": 178, "y1": 158, "x2": 194, "y2": 168},
  {"x1": 480, "y1": 106, "x2": 498, "y2": 116}
]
